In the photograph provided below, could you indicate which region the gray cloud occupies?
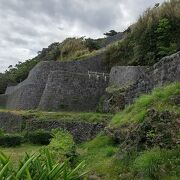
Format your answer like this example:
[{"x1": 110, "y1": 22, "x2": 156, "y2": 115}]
[{"x1": 0, "y1": 0, "x2": 165, "y2": 72}]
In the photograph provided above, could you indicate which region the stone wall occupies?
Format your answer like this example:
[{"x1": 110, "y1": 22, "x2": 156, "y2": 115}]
[
  {"x1": 0, "y1": 111, "x2": 105, "y2": 143},
  {"x1": 109, "y1": 51, "x2": 180, "y2": 107},
  {"x1": 4, "y1": 53, "x2": 109, "y2": 110},
  {"x1": 0, "y1": 112, "x2": 23, "y2": 132},
  {"x1": 26, "y1": 119, "x2": 105, "y2": 143},
  {"x1": 152, "y1": 52, "x2": 180, "y2": 87},
  {"x1": 1, "y1": 51, "x2": 180, "y2": 111},
  {"x1": 6, "y1": 84, "x2": 44, "y2": 110},
  {"x1": 104, "y1": 32, "x2": 123, "y2": 47},
  {"x1": 39, "y1": 71, "x2": 108, "y2": 111},
  {"x1": 109, "y1": 66, "x2": 148, "y2": 87},
  {"x1": 5, "y1": 86, "x2": 17, "y2": 94}
]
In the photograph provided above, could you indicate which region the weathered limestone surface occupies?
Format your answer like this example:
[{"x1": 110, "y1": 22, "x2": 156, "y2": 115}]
[
  {"x1": 5, "y1": 86, "x2": 17, "y2": 94},
  {"x1": 109, "y1": 52, "x2": 180, "y2": 107},
  {"x1": 109, "y1": 66, "x2": 148, "y2": 87},
  {"x1": 1, "y1": 52, "x2": 180, "y2": 111},
  {"x1": 39, "y1": 71, "x2": 108, "y2": 111}
]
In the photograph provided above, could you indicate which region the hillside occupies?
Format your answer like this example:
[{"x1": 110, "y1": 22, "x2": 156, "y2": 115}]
[
  {"x1": 0, "y1": 0, "x2": 180, "y2": 179},
  {"x1": 78, "y1": 83, "x2": 180, "y2": 179}
]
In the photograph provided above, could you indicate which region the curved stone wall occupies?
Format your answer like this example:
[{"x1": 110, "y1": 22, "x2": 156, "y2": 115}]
[
  {"x1": 4, "y1": 53, "x2": 108, "y2": 110},
  {"x1": 6, "y1": 84, "x2": 44, "y2": 109}
]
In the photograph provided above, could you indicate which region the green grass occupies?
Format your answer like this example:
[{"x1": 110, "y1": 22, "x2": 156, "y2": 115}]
[
  {"x1": 133, "y1": 147, "x2": 180, "y2": 179},
  {"x1": 77, "y1": 134, "x2": 180, "y2": 179},
  {"x1": 77, "y1": 134, "x2": 123, "y2": 179},
  {"x1": 110, "y1": 83, "x2": 180, "y2": 127},
  {"x1": 0, "y1": 143, "x2": 42, "y2": 164},
  {"x1": 0, "y1": 109, "x2": 113, "y2": 123}
]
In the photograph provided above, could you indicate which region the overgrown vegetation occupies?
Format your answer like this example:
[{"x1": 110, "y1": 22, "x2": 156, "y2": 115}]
[
  {"x1": 76, "y1": 82, "x2": 180, "y2": 179},
  {"x1": 0, "y1": 83, "x2": 179, "y2": 179},
  {"x1": 48, "y1": 129, "x2": 76, "y2": 162},
  {"x1": 77, "y1": 134, "x2": 180, "y2": 179},
  {"x1": 105, "y1": 0, "x2": 180, "y2": 68},
  {"x1": 77, "y1": 134, "x2": 121, "y2": 179},
  {"x1": 111, "y1": 82, "x2": 180, "y2": 127}
]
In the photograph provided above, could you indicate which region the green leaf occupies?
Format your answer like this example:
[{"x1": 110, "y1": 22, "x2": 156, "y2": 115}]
[
  {"x1": 15, "y1": 154, "x2": 37, "y2": 179},
  {"x1": 0, "y1": 161, "x2": 11, "y2": 178}
]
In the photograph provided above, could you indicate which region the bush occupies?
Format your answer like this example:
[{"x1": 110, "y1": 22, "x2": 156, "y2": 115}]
[
  {"x1": 26, "y1": 129, "x2": 52, "y2": 145},
  {"x1": 0, "y1": 134, "x2": 22, "y2": 147},
  {"x1": 48, "y1": 129, "x2": 76, "y2": 158}
]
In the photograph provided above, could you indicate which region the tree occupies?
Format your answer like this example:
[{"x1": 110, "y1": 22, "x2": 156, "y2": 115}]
[
  {"x1": 104, "y1": 30, "x2": 118, "y2": 37},
  {"x1": 156, "y1": 18, "x2": 177, "y2": 57}
]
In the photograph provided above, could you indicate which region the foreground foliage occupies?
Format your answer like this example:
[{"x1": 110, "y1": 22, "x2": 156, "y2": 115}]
[{"x1": 0, "y1": 149, "x2": 86, "y2": 180}]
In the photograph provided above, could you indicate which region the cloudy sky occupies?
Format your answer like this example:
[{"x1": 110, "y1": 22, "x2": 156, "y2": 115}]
[{"x1": 0, "y1": 0, "x2": 165, "y2": 72}]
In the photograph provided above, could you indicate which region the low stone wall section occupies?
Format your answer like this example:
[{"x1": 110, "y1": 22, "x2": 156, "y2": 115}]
[
  {"x1": 0, "y1": 112, "x2": 105, "y2": 143},
  {"x1": 0, "y1": 112, "x2": 24, "y2": 132},
  {"x1": 26, "y1": 119, "x2": 105, "y2": 143}
]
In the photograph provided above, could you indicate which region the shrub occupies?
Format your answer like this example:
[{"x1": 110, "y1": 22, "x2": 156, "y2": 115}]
[
  {"x1": 26, "y1": 129, "x2": 52, "y2": 145},
  {"x1": 59, "y1": 37, "x2": 89, "y2": 61},
  {"x1": 48, "y1": 129, "x2": 76, "y2": 158},
  {"x1": 0, "y1": 134, "x2": 22, "y2": 147}
]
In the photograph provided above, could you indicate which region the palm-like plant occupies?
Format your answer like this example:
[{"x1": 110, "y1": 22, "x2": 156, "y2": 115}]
[{"x1": 0, "y1": 149, "x2": 87, "y2": 180}]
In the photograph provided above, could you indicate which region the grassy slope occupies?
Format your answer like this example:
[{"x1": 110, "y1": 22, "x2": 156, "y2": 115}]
[
  {"x1": 110, "y1": 83, "x2": 180, "y2": 128},
  {"x1": 77, "y1": 134, "x2": 122, "y2": 180},
  {"x1": 77, "y1": 83, "x2": 180, "y2": 179},
  {"x1": 0, "y1": 110, "x2": 113, "y2": 123}
]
